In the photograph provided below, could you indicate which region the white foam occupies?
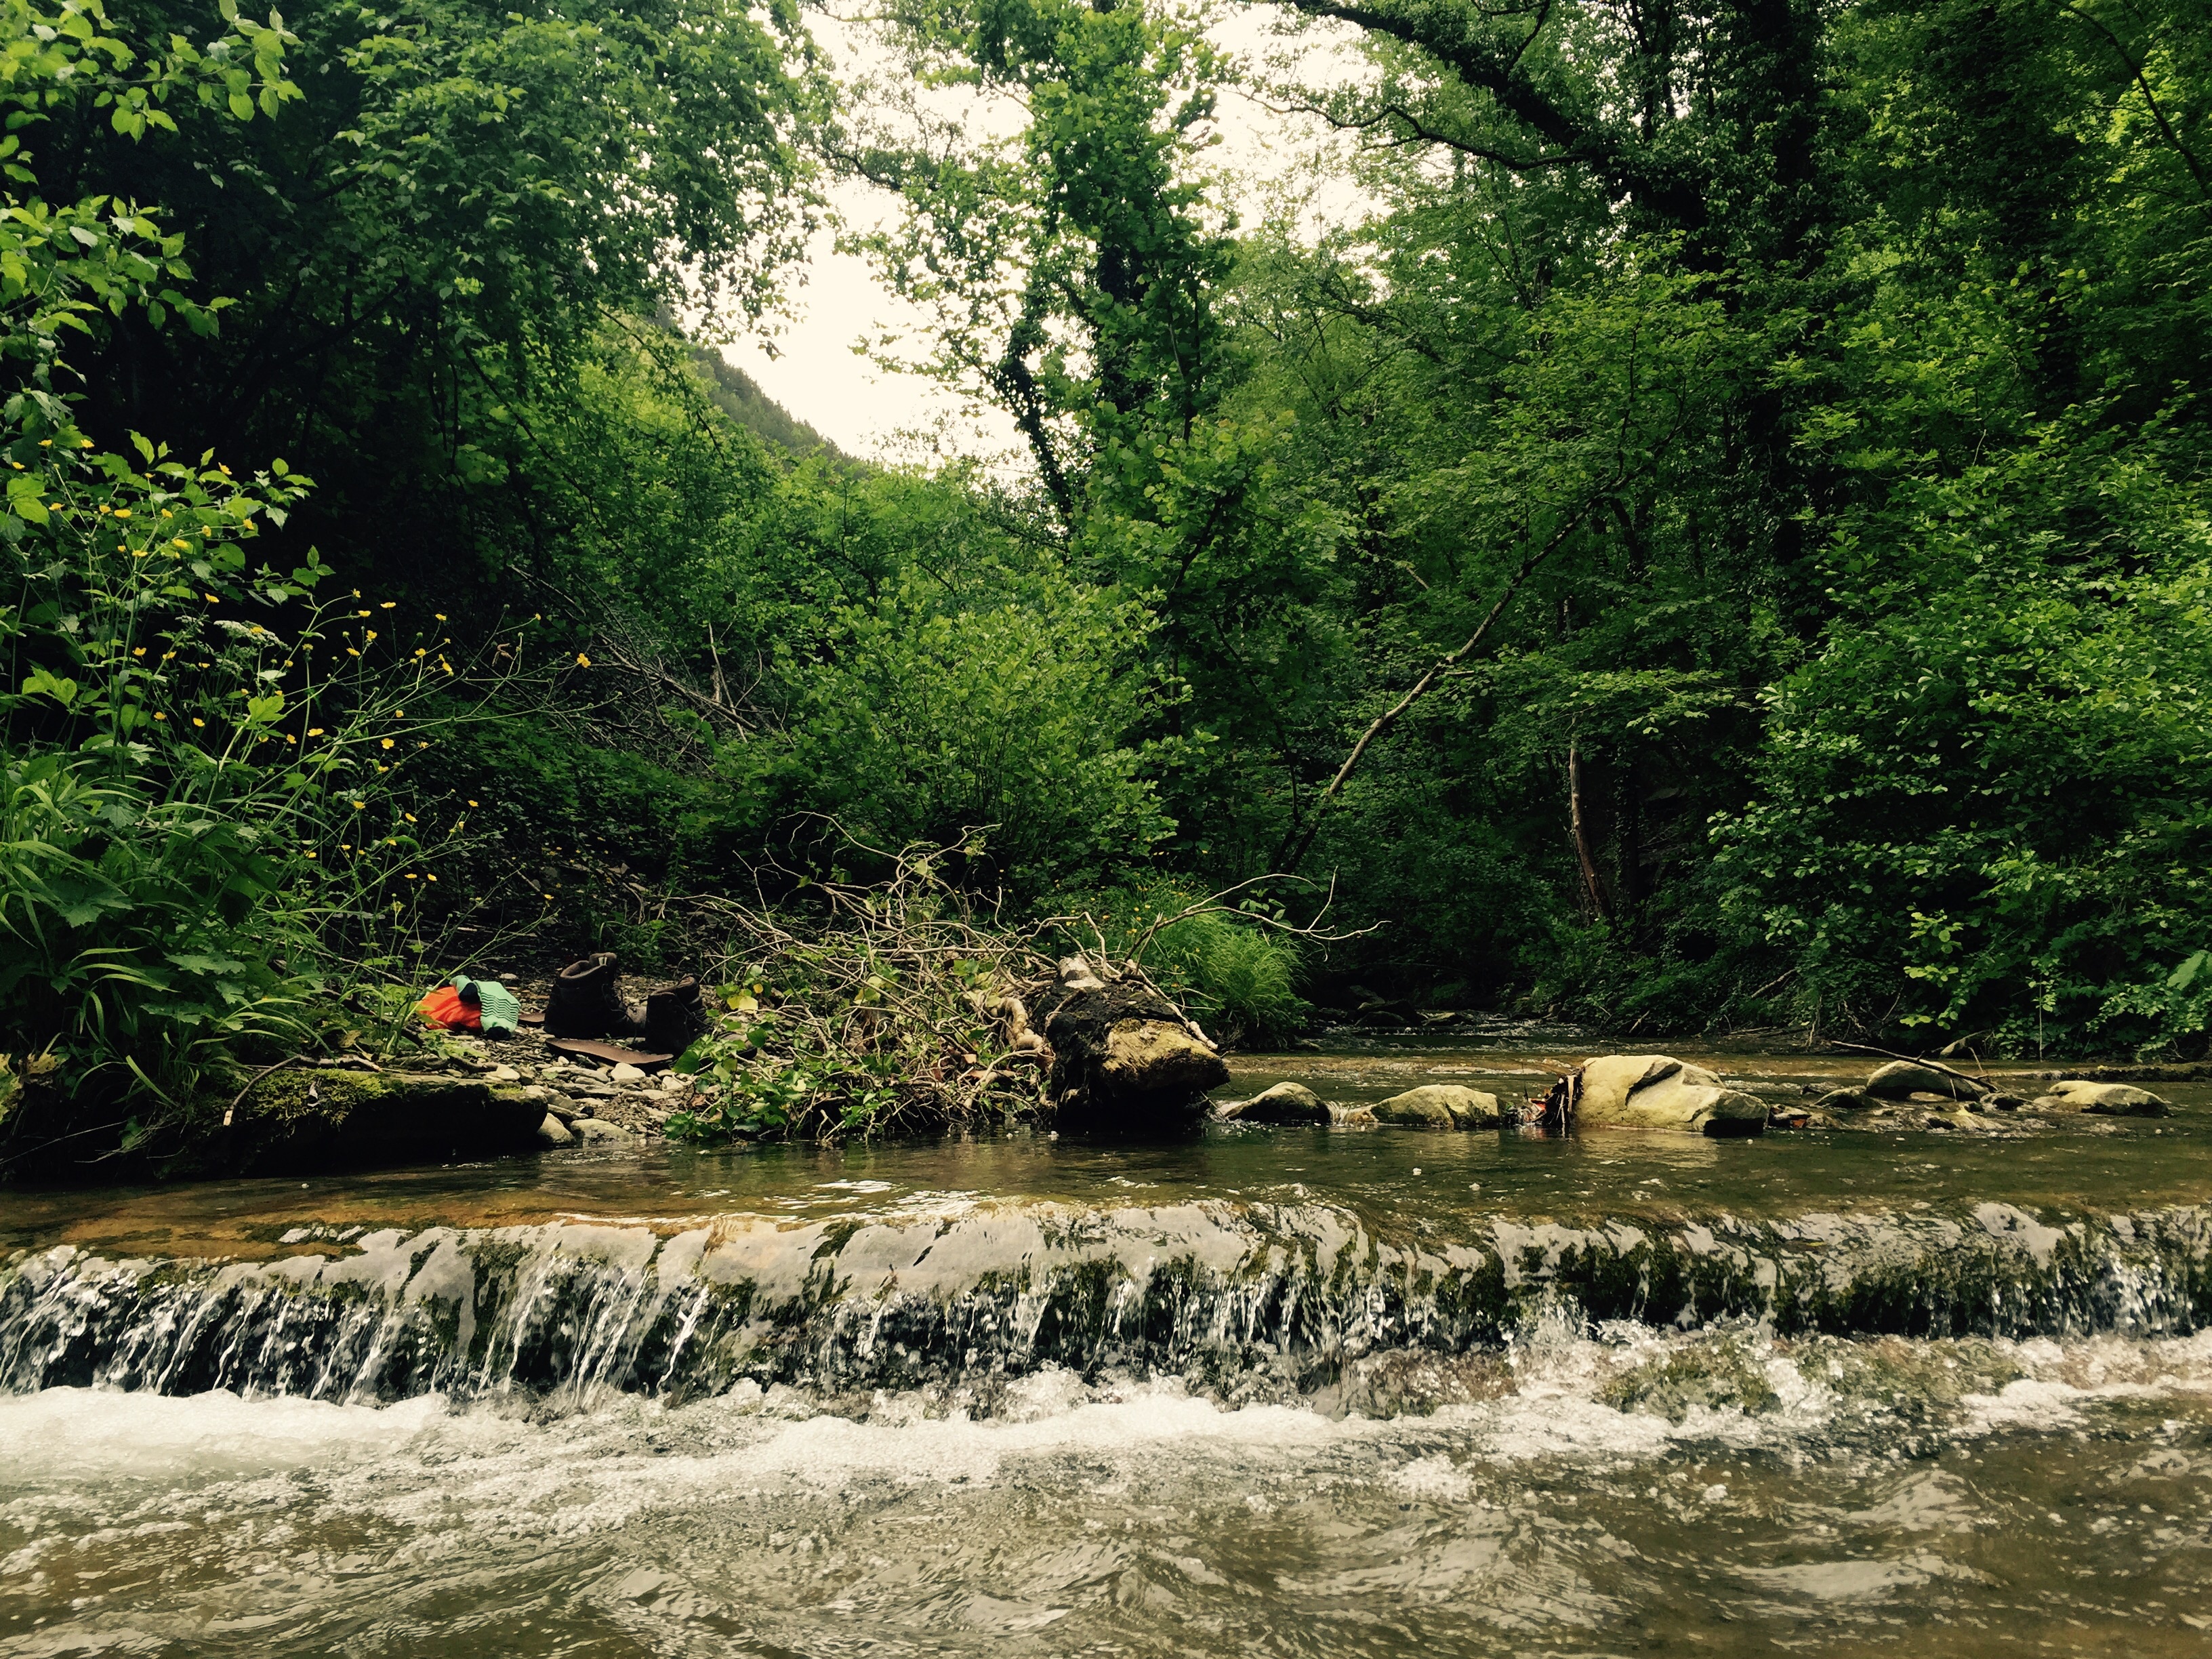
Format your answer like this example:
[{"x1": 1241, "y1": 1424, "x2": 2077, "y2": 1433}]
[{"x1": 0, "y1": 1387, "x2": 450, "y2": 1480}]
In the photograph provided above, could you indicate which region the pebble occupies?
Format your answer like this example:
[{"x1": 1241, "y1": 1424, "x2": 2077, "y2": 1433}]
[
  {"x1": 489, "y1": 1065, "x2": 521, "y2": 1083},
  {"x1": 609, "y1": 1063, "x2": 647, "y2": 1084},
  {"x1": 573, "y1": 1118, "x2": 635, "y2": 1145}
]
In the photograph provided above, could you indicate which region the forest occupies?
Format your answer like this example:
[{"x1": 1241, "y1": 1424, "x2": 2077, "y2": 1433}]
[{"x1": 3, "y1": 0, "x2": 2209, "y2": 1161}]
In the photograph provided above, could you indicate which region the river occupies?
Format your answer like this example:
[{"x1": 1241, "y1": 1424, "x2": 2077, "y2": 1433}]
[{"x1": 3, "y1": 1038, "x2": 2209, "y2": 1654}]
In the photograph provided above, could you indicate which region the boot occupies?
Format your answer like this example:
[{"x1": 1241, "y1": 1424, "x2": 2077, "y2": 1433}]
[
  {"x1": 643, "y1": 975, "x2": 708, "y2": 1056},
  {"x1": 545, "y1": 953, "x2": 644, "y2": 1039}
]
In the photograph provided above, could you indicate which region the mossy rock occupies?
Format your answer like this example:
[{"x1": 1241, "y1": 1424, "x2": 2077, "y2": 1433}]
[{"x1": 208, "y1": 1069, "x2": 548, "y2": 1175}]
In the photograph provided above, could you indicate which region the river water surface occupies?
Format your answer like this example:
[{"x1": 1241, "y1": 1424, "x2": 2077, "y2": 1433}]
[{"x1": 4, "y1": 1040, "x2": 2211, "y2": 1654}]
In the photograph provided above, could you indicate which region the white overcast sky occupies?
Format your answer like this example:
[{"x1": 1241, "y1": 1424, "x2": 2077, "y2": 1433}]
[{"x1": 718, "y1": 7, "x2": 1372, "y2": 461}]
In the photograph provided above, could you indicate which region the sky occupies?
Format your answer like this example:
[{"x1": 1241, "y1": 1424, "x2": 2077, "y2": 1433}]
[{"x1": 716, "y1": 8, "x2": 1372, "y2": 462}]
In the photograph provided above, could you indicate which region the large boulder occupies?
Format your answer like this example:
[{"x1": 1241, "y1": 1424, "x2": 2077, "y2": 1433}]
[
  {"x1": 1218, "y1": 1081, "x2": 1330, "y2": 1124},
  {"x1": 2028, "y1": 1079, "x2": 2170, "y2": 1118},
  {"x1": 1574, "y1": 1054, "x2": 1767, "y2": 1137},
  {"x1": 1046, "y1": 981, "x2": 1229, "y2": 1132},
  {"x1": 224, "y1": 1069, "x2": 548, "y2": 1174},
  {"x1": 1864, "y1": 1060, "x2": 1983, "y2": 1101},
  {"x1": 1371, "y1": 1084, "x2": 1502, "y2": 1130}
]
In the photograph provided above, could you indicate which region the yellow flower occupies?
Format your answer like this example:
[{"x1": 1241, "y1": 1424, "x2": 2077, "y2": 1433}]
[
  {"x1": 308, "y1": 727, "x2": 325, "y2": 736},
  {"x1": 404, "y1": 813, "x2": 417, "y2": 823},
  {"x1": 435, "y1": 613, "x2": 447, "y2": 621},
  {"x1": 346, "y1": 649, "x2": 361, "y2": 658},
  {"x1": 131, "y1": 647, "x2": 146, "y2": 657},
  {"x1": 468, "y1": 799, "x2": 478, "y2": 807},
  {"x1": 283, "y1": 733, "x2": 295, "y2": 745},
  {"x1": 205, "y1": 594, "x2": 218, "y2": 602},
  {"x1": 113, "y1": 509, "x2": 130, "y2": 520},
  {"x1": 304, "y1": 851, "x2": 317, "y2": 859},
  {"x1": 380, "y1": 601, "x2": 395, "y2": 609},
  {"x1": 575, "y1": 653, "x2": 591, "y2": 668},
  {"x1": 365, "y1": 630, "x2": 377, "y2": 642},
  {"x1": 191, "y1": 718, "x2": 205, "y2": 727},
  {"x1": 352, "y1": 800, "x2": 366, "y2": 810},
  {"x1": 393, "y1": 709, "x2": 404, "y2": 718},
  {"x1": 152, "y1": 712, "x2": 167, "y2": 722},
  {"x1": 413, "y1": 648, "x2": 426, "y2": 658},
  {"x1": 357, "y1": 609, "x2": 372, "y2": 617},
  {"x1": 427, "y1": 874, "x2": 438, "y2": 882},
  {"x1": 381, "y1": 738, "x2": 395, "y2": 750},
  {"x1": 403, "y1": 873, "x2": 417, "y2": 880}
]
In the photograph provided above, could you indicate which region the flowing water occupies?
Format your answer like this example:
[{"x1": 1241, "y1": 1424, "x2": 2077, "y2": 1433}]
[{"x1": 5, "y1": 1040, "x2": 2211, "y2": 1654}]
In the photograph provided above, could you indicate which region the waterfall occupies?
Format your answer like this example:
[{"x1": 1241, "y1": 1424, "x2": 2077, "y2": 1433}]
[{"x1": 5, "y1": 1198, "x2": 2207, "y2": 1410}]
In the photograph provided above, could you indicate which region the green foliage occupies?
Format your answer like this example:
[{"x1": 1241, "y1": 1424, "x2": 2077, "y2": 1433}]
[
  {"x1": 0, "y1": 432, "x2": 471, "y2": 1124},
  {"x1": 1049, "y1": 877, "x2": 1310, "y2": 1047},
  {"x1": 736, "y1": 560, "x2": 1183, "y2": 891}
]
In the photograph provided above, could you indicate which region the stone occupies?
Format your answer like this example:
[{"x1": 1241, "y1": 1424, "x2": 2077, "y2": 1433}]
[
  {"x1": 489, "y1": 1064, "x2": 522, "y2": 1084},
  {"x1": 1371, "y1": 1084, "x2": 1502, "y2": 1130},
  {"x1": 2028, "y1": 1080, "x2": 2170, "y2": 1117},
  {"x1": 216, "y1": 1070, "x2": 548, "y2": 1175},
  {"x1": 536, "y1": 1113, "x2": 575, "y2": 1148},
  {"x1": 1220, "y1": 1081, "x2": 1330, "y2": 1124},
  {"x1": 1864, "y1": 1061, "x2": 1982, "y2": 1101},
  {"x1": 1573, "y1": 1054, "x2": 1767, "y2": 1137},
  {"x1": 1814, "y1": 1088, "x2": 1881, "y2": 1111},
  {"x1": 572, "y1": 1117, "x2": 636, "y2": 1144},
  {"x1": 609, "y1": 1063, "x2": 647, "y2": 1084},
  {"x1": 1045, "y1": 981, "x2": 1229, "y2": 1132}
]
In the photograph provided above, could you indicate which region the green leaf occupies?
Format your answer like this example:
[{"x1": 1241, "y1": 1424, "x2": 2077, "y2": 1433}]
[{"x1": 22, "y1": 666, "x2": 77, "y2": 706}]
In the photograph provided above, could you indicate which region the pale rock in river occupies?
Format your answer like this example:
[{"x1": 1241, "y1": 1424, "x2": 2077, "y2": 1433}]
[
  {"x1": 1044, "y1": 981, "x2": 1229, "y2": 1132},
  {"x1": 1218, "y1": 1082, "x2": 1330, "y2": 1124},
  {"x1": 1864, "y1": 1060, "x2": 1983, "y2": 1101},
  {"x1": 1574, "y1": 1055, "x2": 1767, "y2": 1136},
  {"x1": 1371, "y1": 1084, "x2": 1502, "y2": 1130},
  {"x1": 2028, "y1": 1079, "x2": 2170, "y2": 1117}
]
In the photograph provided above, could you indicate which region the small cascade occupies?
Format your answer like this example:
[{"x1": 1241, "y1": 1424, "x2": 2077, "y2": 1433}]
[{"x1": 4, "y1": 1198, "x2": 2208, "y2": 1409}]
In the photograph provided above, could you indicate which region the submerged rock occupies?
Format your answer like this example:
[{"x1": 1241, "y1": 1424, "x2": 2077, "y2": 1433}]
[
  {"x1": 1219, "y1": 1082, "x2": 1330, "y2": 1125},
  {"x1": 1372, "y1": 1085, "x2": 1502, "y2": 1130},
  {"x1": 1814, "y1": 1088, "x2": 1882, "y2": 1112},
  {"x1": 1045, "y1": 982, "x2": 1229, "y2": 1133},
  {"x1": 1574, "y1": 1055, "x2": 1767, "y2": 1136},
  {"x1": 2028, "y1": 1080, "x2": 2170, "y2": 1117},
  {"x1": 1865, "y1": 1061, "x2": 1984, "y2": 1101}
]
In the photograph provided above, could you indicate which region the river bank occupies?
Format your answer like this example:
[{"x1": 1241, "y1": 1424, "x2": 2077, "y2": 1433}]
[{"x1": 4, "y1": 1041, "x2": 2208, "y2": 1654}]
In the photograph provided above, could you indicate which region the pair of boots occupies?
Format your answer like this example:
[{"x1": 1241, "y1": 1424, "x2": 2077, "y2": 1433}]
[{"x1": 546, "y1": 954, "x2": 707, "y2": 1054}]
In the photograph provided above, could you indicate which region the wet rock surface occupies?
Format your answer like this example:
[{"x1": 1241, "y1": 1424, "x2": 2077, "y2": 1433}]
[
  {"x1": 2032, "y1": 1079, "x2": 2171, "y2": 1116},
  {"x1": 1218, "y1": 1081, "x2": 1330, "y2": 1124},
  {"x1": 1573, "y1": 1056, "x2": 1769, "y2": 1136},
  {"x1": 1044, "y1": 981, "x2": 1229, "y2": 1132},
  {"x1": 1865, "y1": 1060, "x2": 1985, "y2": 1101},
  {"x1": 1371, "y1": 1084, "x2": 1503, "y2": 1130}
]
